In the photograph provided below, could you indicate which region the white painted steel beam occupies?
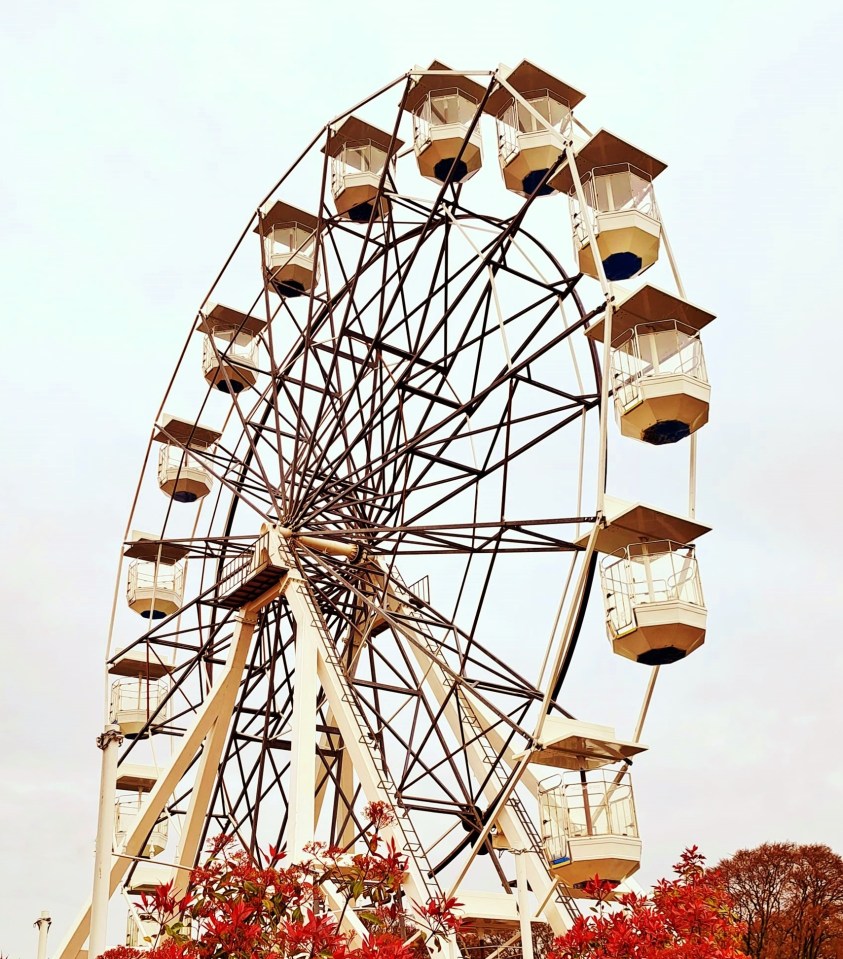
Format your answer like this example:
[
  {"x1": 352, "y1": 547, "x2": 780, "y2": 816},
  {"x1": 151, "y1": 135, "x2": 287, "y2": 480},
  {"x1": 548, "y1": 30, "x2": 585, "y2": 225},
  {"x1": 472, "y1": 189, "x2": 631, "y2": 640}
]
[
  {"x1": 171, "y1": 610, "x2": 265, "y2": 896},
  {"x1": 89, "y1": 726, "x2": 122, "y2": 959},
  {"x1": 286, "y1": 598, "x2": 319, "y2": 857},
  {"x1": 55, "y1": 610, "x2": 259, "y2": 959}
]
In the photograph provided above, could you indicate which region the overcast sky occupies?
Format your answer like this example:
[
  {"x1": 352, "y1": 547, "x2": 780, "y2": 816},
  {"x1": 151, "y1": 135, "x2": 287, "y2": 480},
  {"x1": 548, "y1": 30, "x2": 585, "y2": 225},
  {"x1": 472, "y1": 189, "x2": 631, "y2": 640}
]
[{"x1": 2, "y1": 0, "x2": 843, "y2": 955}]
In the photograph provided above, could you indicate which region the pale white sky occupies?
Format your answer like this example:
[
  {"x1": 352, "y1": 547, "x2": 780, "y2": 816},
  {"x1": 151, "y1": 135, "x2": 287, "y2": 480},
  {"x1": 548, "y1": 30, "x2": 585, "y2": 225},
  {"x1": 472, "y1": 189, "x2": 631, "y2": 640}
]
[{"x1": 2, "y1": 0, "x2": 843, "y2": 956}]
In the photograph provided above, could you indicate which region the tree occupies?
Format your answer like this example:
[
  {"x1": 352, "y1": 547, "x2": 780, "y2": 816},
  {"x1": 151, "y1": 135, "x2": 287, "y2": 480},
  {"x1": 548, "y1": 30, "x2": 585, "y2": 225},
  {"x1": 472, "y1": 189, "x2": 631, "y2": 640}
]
[
  {"x1": 717, "y1": 843, "x2": 794, "y2": 959},
  {"x1": 719, "y1": 843, "x2": 843, "y2": 959},
  {"x1": 547, "y1": 847, "x2": 746, "y2": 959},
  {"x1": 105, "y1": 841, "x2": 745, "y2": 959}
]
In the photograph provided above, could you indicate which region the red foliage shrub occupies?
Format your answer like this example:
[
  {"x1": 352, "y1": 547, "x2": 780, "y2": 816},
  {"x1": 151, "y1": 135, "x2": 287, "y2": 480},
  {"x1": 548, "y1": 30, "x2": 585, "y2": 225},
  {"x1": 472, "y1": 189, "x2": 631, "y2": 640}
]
[
  {"x1": 104, "y1": 825, "x2": 462, "y2": 959},
  {"x1": 547, "y1": 847, "x2": 746, "y2": 959}
]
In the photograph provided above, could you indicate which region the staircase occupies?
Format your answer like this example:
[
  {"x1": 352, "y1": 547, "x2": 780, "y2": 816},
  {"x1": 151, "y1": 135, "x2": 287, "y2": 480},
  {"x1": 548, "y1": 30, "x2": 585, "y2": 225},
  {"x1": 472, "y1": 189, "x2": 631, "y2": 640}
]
[
  {"x1": 291, "y1": 577, "x2": 443, "y2": 904},
  {"x1": 393, "y1": 576, "x2": 581, "y2": 925}
]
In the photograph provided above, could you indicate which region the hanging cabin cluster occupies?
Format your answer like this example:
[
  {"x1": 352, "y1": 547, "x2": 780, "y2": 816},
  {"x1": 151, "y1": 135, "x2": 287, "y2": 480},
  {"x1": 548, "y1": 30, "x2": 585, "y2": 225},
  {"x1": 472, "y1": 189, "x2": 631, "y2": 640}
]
[{"x1": 111, "y1": 59, "x2": 716, "y2": 935}]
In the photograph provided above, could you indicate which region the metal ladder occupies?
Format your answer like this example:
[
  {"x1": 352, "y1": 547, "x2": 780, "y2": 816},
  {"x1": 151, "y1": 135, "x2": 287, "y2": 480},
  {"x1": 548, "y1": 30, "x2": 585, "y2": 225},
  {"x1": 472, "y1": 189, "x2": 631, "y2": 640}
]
[
  {"x1": 395, "y1": 582, "x2": 581, "y2": 925},
  {"x1": 293, "y1": 577, "x2": 443, "y2": 904}
]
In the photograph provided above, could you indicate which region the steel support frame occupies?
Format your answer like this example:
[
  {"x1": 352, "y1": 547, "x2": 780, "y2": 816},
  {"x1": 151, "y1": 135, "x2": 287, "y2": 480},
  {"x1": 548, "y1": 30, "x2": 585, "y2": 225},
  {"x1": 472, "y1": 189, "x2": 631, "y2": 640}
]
[{"x1": 385, "y1": 585, "x2": 576, "y2": 934}]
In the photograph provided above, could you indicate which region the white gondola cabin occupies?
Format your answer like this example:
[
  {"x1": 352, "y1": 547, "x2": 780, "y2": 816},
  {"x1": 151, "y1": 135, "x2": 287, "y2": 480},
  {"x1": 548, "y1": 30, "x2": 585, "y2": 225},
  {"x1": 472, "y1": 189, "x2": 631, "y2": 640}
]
[
  {"x1": 539, "y1": 766, "x2": 642, "y2": 893},
  {"x1": 527, "y1": 717, "x2": 645, "y2": 895},
  {"x1": 523, "y1": 715, "x2": 647, "y2": 771},
  {"x1": 256, "y1": 201, "x2": 319, "y2": 297},
  {"x1": 109, "y1": 645, "x2": 174, "y2": 680},
  {"x1": 115, "y1": 796, "x2": 168, "y2": 858},
  {"x1": 115, "y1": 763, "x2": 159, "y2": 794},
  {"x1": 484, "y1": 60, "x2": 585, "y2": 197},
  {"x1": 198, "y1": 303, "x2": 265, "y2": 394},
  {"x1": 126, "y1": 861, "x2": 174, "y2": 895},
  {"x1": 108, "y1": 647, "x2": 173, "y2": 736},
  {"x1": 601, "y1": 540, "x2": 707, "y2": 665},
  {"x1": 553, "y1": 131, "x2": 666, "y2": 281},
  {"x1": 323, "y1": 117, "x2": 403, "y2": 223},
  {"x1": 454, "y1": 891, "x2": 540, "y2": 941},
  {"x1": 115, "y1": 764, "x2": 166, "y2": 863},
  {"x1": 404, "y1": 61, "x2": 485, "y2": 185},
  {"x1": 110, "y1": 677, "x2": 169, "y2": 737},
  {"x1": 126, "y1": 560, "x2": 185, "y2": 619},
  {"x1": 586, "y1": 285, "x2": 715, "y2": 445},
  {"x1": 576, "y1": 497, "x2": 710, "y2": 664},
  {"x1": 123, "y1": 532, "x2": 189, "y2": 619},
  {"x1": 126, "y1": 911, "x2": 161, "y2": 949},
  {"x1": 153, "y1": 414, "x2": 220, "y2": 504}
]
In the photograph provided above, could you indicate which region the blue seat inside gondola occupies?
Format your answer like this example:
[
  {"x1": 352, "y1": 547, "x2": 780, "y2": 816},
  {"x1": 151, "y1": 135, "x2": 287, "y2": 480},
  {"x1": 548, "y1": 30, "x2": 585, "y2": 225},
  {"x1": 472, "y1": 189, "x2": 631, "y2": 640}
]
[
  {"x1": 523, "y1": 168, "x2": 554, "y2": 197},
  {"x1": 433, "y1": 157, "x2": 469, "y2": 184},
  {"x1": 602, "y1": 251, "x2": 642, "y2": 281}
]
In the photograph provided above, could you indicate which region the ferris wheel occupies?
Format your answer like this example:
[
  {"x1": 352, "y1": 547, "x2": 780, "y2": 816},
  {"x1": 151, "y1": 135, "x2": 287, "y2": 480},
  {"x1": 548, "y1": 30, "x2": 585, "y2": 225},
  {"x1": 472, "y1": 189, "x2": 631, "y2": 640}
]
[{"x1": 54, "y1": 61, "x2": 716, "y2": 959}]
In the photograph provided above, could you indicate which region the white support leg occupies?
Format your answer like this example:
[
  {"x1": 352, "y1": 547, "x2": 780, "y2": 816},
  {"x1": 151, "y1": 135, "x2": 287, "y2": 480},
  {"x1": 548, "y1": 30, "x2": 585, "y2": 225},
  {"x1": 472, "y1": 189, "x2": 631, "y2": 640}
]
[
  {"x1": 34, "y1": 911, "x2": 51, "y2": 959},
  {"x1": 171, "y1": 611, "x2": 263, "y2": 895},
  {"x1": 55, "y1": 611, "x2": 259, "y2": 959},
  {"x1": 322, "y1": 880, "x2": 369, "y2": 946},
  {"x1": 172, "y1": 710, "x2": 237, "y2": 894},
  {"x1": 335, "y1": 749, "x2": 355, "y2": 846},
  {"x1": 89, "y1": 725, "x2": 122, "y2": 959},
  {"x1": 515, "y1": 851, "x2": 535, "y2": 959},
  {"x1": 314, "y1": 732, "x2": 356, "y2": 848},
  {"x1": 287, "y1": 610, "x2": 319, "y2": 857},
  {"x1": 312, "y1": 603, "x2": 383, "y2": 847}
]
